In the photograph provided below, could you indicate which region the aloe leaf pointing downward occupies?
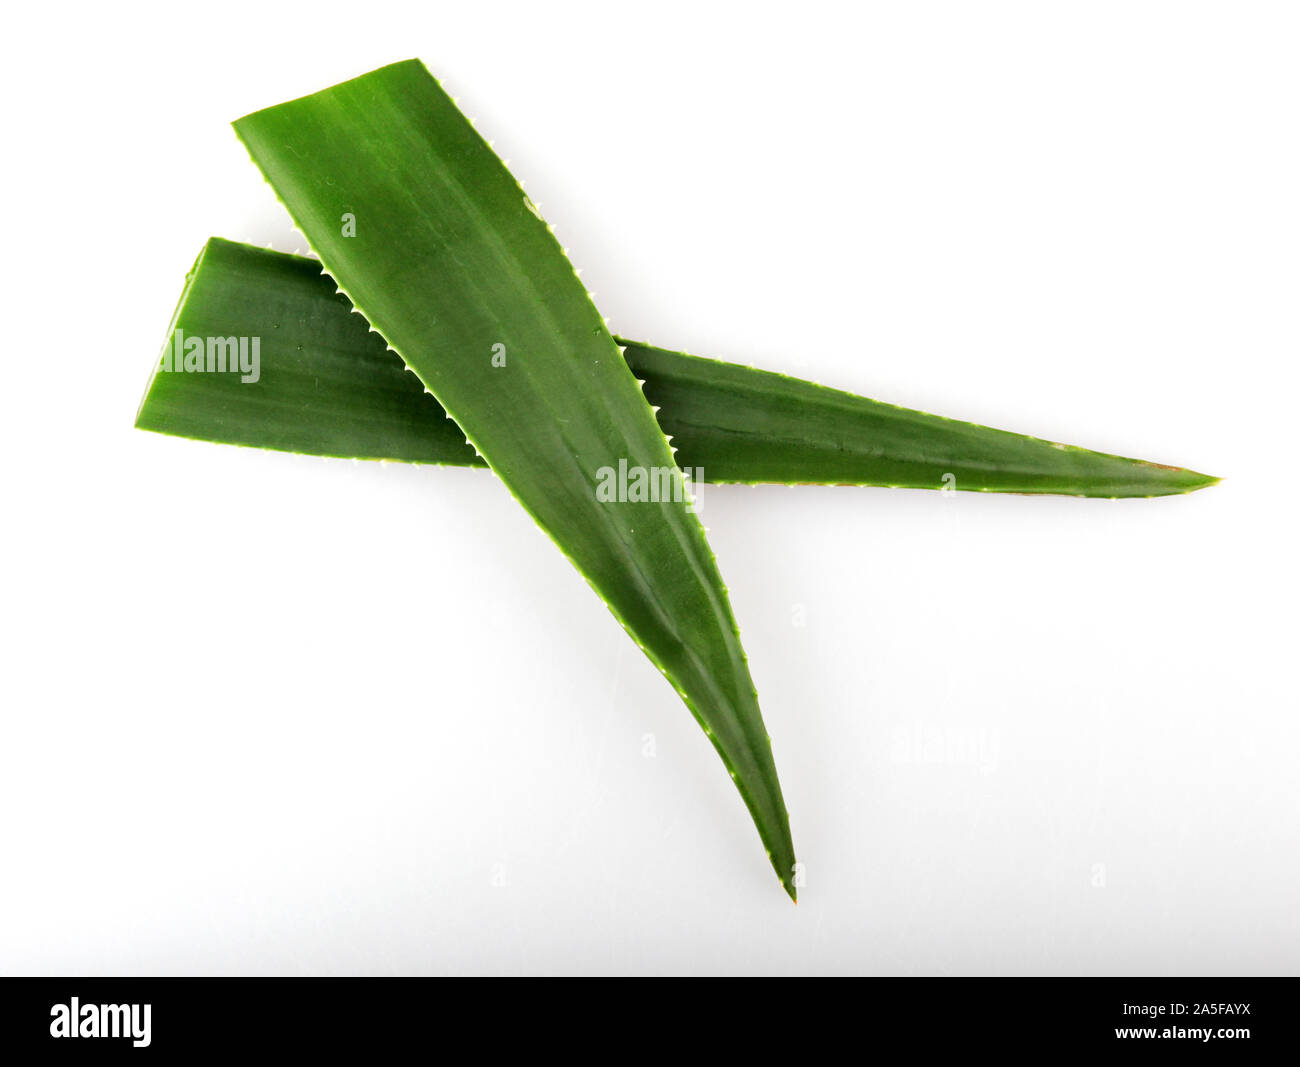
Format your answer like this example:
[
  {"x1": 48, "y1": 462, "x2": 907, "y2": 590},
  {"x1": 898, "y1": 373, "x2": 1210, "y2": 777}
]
[{"x1": 233, "y1": 61, "x2": 797, "y2": 897}]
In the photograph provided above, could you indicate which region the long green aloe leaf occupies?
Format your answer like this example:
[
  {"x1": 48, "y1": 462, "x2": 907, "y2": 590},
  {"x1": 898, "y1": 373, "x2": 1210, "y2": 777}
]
[
  {"x1": 231, "y1": 61, "x2": 798, "y2": 897},
  {"x1": 139, "y1": 239, "x2": 1217, "y2": 498}
]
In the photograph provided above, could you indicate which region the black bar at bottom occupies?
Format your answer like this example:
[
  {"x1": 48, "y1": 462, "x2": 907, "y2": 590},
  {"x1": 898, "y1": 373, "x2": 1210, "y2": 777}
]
[{"x1": 0, "y1": 977, "x2": 1290, "y2": 1056}]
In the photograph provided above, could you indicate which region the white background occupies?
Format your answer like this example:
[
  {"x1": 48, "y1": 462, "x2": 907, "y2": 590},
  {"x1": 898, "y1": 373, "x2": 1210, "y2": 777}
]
[{"x1": 2, "y1": 2, "x2": 1296, "y2": 975}]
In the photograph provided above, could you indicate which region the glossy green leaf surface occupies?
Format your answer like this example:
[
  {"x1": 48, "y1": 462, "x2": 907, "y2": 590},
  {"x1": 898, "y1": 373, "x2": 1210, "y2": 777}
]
[
  {"x1": 139, "y1": 238, "x2": 1216, "y2": 498},
  {"x1": 231, "y1": 61, "x2": 797, "y2": 896}
]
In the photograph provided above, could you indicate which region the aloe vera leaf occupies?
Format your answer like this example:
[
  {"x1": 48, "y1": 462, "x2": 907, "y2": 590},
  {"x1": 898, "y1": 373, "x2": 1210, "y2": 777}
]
[
  {"x1": 232, "y1": 61, "x2": 797, "y2": 897},
  {"x1": 139, "y1": 239, "x2": 1217, "y2": 498}
]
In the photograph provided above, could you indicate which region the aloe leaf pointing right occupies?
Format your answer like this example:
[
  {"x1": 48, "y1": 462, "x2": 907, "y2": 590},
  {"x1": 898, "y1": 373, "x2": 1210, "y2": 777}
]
[
  {"x1": 233, "y1": 61, "x2": 797, "y2": 897},
  {"x1": 138, "y1": 239, "x2": 1217, "y2": 498}
]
